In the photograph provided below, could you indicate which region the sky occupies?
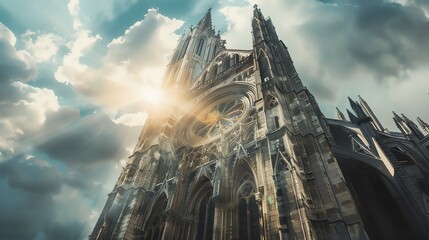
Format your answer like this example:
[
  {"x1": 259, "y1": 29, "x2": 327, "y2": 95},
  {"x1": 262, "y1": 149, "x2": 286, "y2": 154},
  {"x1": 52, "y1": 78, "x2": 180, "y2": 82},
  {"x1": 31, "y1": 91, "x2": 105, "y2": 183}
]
[{"x1": 0, "y1": 0, "x2": 428, "y2": 239}]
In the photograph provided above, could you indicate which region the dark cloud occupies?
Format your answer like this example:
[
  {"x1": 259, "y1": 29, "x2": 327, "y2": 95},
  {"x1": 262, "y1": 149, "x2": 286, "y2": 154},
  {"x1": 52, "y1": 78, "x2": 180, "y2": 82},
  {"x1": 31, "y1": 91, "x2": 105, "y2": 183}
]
[
  {"x1": 45, "y1": 221, "x2": 85, "y2": 240},
  {"x1": 0, "y1": 156, "x2": 62, "y2": 194},
  {"x1": 0, "y1": 23, "x2": 37, "y2": 102},
  {"x1": 300, "y1": 0, "x2": 429, "y2": 80},
  {"x1": 0, "y1": 41, "x2": 36, "y2": 83},
  {"x1": 36, "y1": 112, "x2": 139, "y2": 166},
  {"x1": 0, "y1": 157, "x2": 57, "y2": 240}
]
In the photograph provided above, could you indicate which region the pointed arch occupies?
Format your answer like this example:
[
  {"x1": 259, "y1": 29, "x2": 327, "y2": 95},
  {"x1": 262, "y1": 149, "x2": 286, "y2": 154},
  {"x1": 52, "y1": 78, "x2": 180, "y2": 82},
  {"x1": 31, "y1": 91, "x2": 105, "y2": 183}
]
[
  {"x1": 186, "y1": 177, "x2": 215, "y2": 240},
  {"x1": 232, "y1": 159, "x2": 261, "y2": 240},
  {"x1": 257, "y1": 49, "x2": 272, "y2": 81},
  {"x1": 178, "y1": 37, "x2": 191, "y2": 60},
  {"x1": 265, "y1": 93, "x2": 279, "y2": 109},
  {"x1": 201, "y1": 71, "x2": 208, "y2": 83},
  {"x1": 196, "y1": 37, "x2": 207, "y2": 56},
  {"x1": 211, "y1": 64, "x2": 219, "y2": 79},
  {"x1": 144, "y1": 193, "x2": 168, "y2": 240},
  {"x1": 222, "y1": 55, "x2": 231, "y2": 72},
  {"x1": 233, "y1": 54, "x2": 240, "y2": 65}
]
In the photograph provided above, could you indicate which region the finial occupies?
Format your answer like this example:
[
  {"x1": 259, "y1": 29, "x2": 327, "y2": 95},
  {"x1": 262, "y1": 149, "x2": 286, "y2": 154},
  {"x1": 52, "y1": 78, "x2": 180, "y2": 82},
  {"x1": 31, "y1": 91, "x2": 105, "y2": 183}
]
[{"x1": 336, "y1": 107, "x2": 347, "y2": 121}]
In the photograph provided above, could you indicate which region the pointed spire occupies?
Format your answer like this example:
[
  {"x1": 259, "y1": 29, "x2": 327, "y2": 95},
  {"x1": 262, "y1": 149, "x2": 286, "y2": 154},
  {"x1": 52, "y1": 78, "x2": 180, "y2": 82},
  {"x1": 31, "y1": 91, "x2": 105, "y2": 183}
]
[
  {"x1": 393, "y1": 111, "x2": 411, "y2": 136},
  {"x1": 401, "y1": 114, "x2": 425, "y2": 139},
  {"x1": 347, "y1": 109, "x2": 358, "y2": 124},
  {"x1": 348, "y1": 97, "x2": 366, "y2": 118},
  {"x1": 197, "y1": 8, "x2": 212, "y2": 31},
  {"x1": 253, "y1": 4, "x2": 265, "y2": 21},
  {"x1": 358, "y1": 95, "x2": 384, "y2": 131},
  {"x1": 417, "y1": 117, "x2": 429, "y2": 135},
  {"x1": 336, "y1": 107, "x2": 347, "y2": 121}
]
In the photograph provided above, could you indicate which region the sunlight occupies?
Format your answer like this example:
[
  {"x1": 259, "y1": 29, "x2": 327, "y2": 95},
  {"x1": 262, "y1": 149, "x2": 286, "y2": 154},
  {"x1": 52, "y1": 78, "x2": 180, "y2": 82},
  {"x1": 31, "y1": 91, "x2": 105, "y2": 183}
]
[{"x1": 142, "y1": 86, "x2": 164, "y2": 105}]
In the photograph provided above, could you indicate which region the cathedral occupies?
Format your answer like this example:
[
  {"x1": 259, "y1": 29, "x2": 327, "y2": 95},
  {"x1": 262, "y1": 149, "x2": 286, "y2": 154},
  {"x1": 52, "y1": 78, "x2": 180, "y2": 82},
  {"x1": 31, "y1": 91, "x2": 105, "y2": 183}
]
[{"x1": 90, "y1": 6, "x2": 429, "y2": 240}]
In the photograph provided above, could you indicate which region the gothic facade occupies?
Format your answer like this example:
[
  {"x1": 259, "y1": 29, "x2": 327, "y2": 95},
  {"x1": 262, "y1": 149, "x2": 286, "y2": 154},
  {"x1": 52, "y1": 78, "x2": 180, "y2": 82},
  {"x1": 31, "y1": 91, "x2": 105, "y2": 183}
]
[{"x1": 90, "y1": 6, "x2": 429, "y2": 240}]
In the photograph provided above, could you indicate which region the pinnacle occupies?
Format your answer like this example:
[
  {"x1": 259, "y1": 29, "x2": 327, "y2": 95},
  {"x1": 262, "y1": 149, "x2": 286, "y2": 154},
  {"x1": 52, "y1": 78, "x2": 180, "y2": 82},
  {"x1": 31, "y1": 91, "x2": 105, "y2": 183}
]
[{"x1": 197, "y1": 8, "x2": 213, "y2": 31}]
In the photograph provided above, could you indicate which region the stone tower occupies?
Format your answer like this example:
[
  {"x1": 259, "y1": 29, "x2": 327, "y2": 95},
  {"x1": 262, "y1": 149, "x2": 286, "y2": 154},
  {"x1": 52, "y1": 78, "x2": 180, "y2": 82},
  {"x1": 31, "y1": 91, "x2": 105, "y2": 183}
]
[{"x1": 90, "y1": 6, "x2": 429, "y2": 240}]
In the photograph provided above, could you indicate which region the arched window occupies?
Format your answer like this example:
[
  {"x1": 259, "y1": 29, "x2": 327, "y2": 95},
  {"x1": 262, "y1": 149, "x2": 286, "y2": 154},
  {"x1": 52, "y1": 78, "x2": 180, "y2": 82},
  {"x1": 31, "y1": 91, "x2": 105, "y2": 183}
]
[
  {"x1": 258, "y1": 50, "x2": 272, "y2": 81},
  {"x1": 212, "y1": 46, "x2": 218, "y2": 59},
  {"x1": 234, "y1": 54, "x2": 240, "y2": 65},
  {"x1": 196, "y1": 38, "x2": 206, "y2": 56},
  {"x1": 211, "y1": 64, "x2": 218, "y2": 79},
  {"x1": 186, "y1": 178, "x2": 215, "y2": 240},
  {"x1": 201, "y1": 71, "x2": 208, "y2": 84},
  {"x1": 178, "y1": 37, "x2": 191, "y2": 60},
  {"x1": 144, "y1": 194, "x2": 168, "y2": 240},
  {"x1": 222, "y1": 56, "x2": 230, "y2": 72},
  {"x1": 233, "y1": 161, "x2": 261, "y2": 240}
]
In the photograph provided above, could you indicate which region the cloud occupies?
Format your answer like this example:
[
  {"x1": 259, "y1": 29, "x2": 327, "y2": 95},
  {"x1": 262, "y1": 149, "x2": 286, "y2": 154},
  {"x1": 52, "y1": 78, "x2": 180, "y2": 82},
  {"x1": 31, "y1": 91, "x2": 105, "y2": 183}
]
[
  {"x1": 114, "y1": 111, "x2": 148, "y2": 127},
  {"x1": 220, "y1": 0, "x2": 429, "y2": 129},
  {"x1": 0, "y1": 6, "x2": 144, "y2": 240},
  {"x1": 0, "y1": 155, "x2": 60, "y2": 240},
  {"x1": 0, "y1": 154, "x2": 113, "y2": 240},
  {"x1": 36, "y1": 112, "x2": 139, "y2": 166},
  {"x1": 0, "y1": 155, "x2": 62, "y2": 194},
  {"x1": 0, "y1": 23, "x2": 64, "y2": 156},
  {"x1": 0, "y1": 82, "x2": 61, "y2": 155},
  {"x1": 22, "y1": 31, "x2": 64, "y2": 63},
  {"x1": 55, "y1": 8, "x2": 183, "y2": 112},
  {"x1": 0, "y1": 180, "x2": 55, "y2": 240},
  {"x1": 0, "y1": 23, "x2": 37, "y2": 86}
]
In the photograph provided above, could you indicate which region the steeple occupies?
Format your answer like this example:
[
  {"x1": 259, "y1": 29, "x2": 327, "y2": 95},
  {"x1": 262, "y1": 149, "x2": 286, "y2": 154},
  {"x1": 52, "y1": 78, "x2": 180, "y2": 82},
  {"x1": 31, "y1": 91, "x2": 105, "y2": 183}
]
[
  {"x1": 348, "y1": 97, "x2": 367, "y2": 119},
  {"x1": 251, "y1": 5, "x2": 303, "y2": 91},
  {"x1": 253, "y1": 4, "x2": 265, "y2": 22},
  {"x1": 417, "y1": 117, "x2": 429, "y2": 135},
  {"x1": 401, "y1": 114, "x2": 424, "y2": 139},
  {"x1": 347, "y1": 109, "x2": 359, "y2": 124},
  {"x1": 196, "y1": 8, "x2": 213, "y2": 32},
  {"x1": 336, "y1": 107, "x2": 347, "y2": 121},
  {"x1": 393, "y1": 111, "x2": 411, "y2": 136},
  {"x1": 358, "y1": 95, "x2": 385, "y2": 131}
]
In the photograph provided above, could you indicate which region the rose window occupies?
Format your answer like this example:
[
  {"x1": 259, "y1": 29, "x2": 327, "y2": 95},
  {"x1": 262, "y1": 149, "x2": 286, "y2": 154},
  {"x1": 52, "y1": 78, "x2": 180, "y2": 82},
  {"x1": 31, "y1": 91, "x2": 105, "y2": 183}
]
[{"x1": 193, "y1": 100, "x2": 245, "y2": 138}]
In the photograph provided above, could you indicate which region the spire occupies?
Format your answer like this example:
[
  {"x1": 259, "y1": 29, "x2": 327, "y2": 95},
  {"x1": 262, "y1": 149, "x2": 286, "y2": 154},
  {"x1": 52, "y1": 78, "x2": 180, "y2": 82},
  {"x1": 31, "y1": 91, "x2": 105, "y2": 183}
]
[
  {"x1": 358, "y1": 95, "x2": 384, "y2": 131},
  {"x1": 401, "y1": 114, "x2": 424, "y2": 139},
  {"x1": 417, "y1": 117, "x2": 429, "y2": 135},
  {"x1": 251, "y1": 5, "x2": 302, "y2": 91},
  {"x1": 253, "y1": 4, "x2": 265, "y2": 21},
  {"x1": 196, "y1": 8, "x2": 212, "y2": 31},
  {"x1": 336, "y1": 107, "x2": 347, "y2": 121},
  {"x1": 393, "y1": 111, "x2": 411, "y2": 136},
  {"x1": 348, "y1": 97, "x2": 367, "y2": 119},
  {"x1": 347, "y1": 109, "x2": 359, "y2": 124}
]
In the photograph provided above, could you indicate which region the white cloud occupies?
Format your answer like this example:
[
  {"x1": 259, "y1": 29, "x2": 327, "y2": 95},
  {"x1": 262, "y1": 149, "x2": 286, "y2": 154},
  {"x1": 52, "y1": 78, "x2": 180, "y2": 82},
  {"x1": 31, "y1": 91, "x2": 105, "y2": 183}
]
[
  {"x1": 0, "y1": 23, "x2": 17, "y2": 45},
  {"x1": 55, "y1": 8, "x2": 183, "y2": 113},
  {"x1": 0, "y1": 82, "x2": 60, "y2": 155},
  {"x1": 12, "y1": 82, "x2": 60, "y2": 121},
  {"x1": 55, "y1": 30, "x2": 101, "y2": 84},
  {"x1": 114, "y1": 112, "x2": 148, "y2": 127},
  {"x1": 68, "y1": 0, "x2": 80, "y2": 17},
  {"x1": 0, "y1": 23, "x2": 37, "y2": 83},
  {"x1": 22, "y1": 31, "x2": 64, "y2": 63},
  {"x1": 68, "y1": 0, "x2": 83, "y2": 29}
]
